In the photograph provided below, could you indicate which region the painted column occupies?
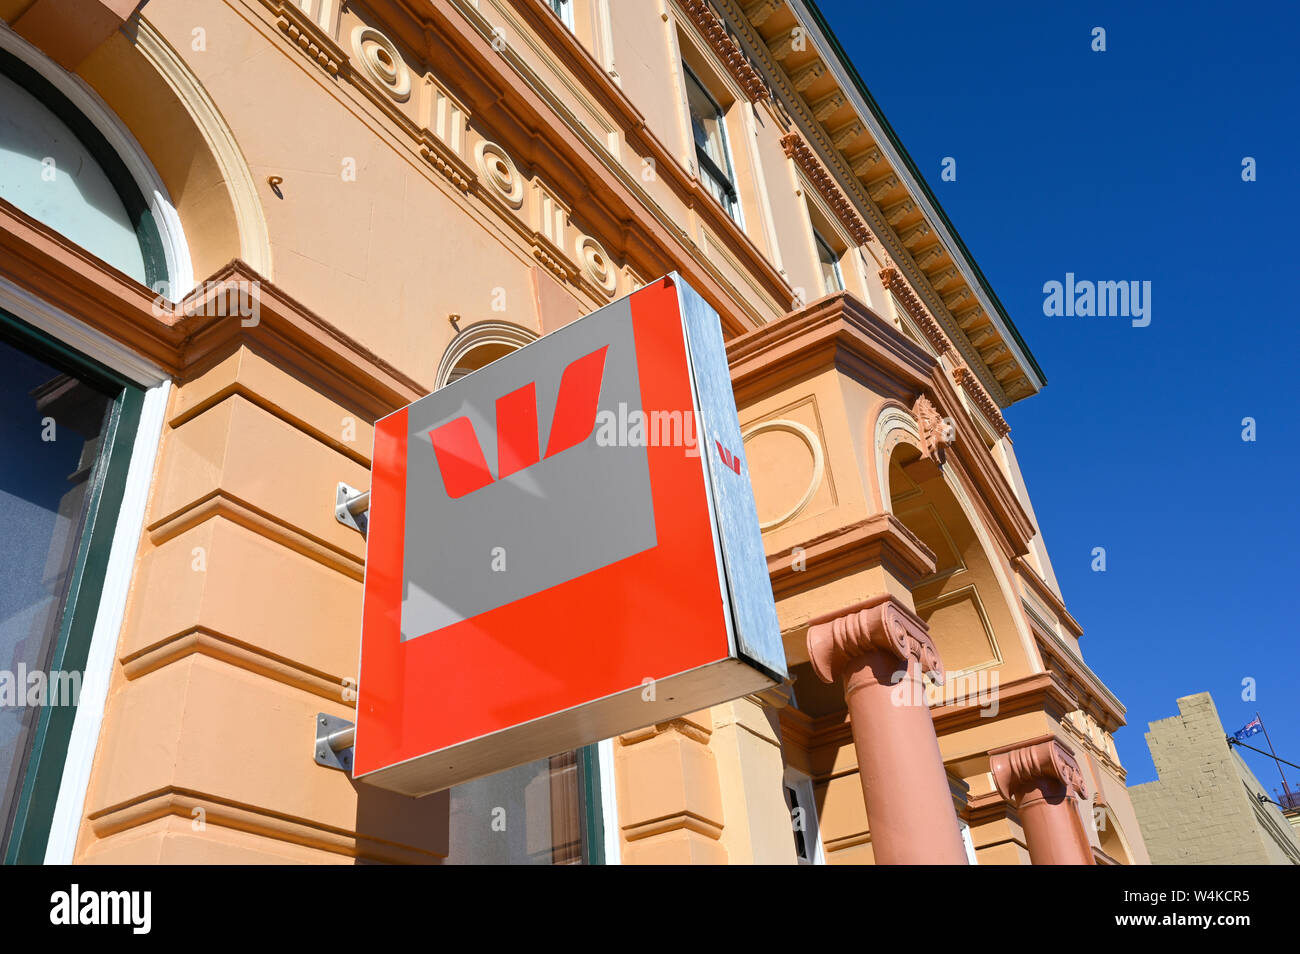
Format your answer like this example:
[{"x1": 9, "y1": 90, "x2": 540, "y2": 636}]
[
  {"x1": 990, "y1": 734, "x2": 1095, "y2": 865},
  {"x1": 807, "y1": 593, "x2": 968, "y2": 864}
]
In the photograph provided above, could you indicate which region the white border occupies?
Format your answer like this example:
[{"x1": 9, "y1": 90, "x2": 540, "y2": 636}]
[
  {"x1": 0, "y1": 278, "x2": 164, "y2": 386},
  {"x1": 596, "y1": 738, "x2": 620, "y2": 864},
  {"x1": 44, "y1": 379, "x2": 170, "y2": 864},
  {"x1": 0, "y1": 279, "x2": 170, "y2": 866}
]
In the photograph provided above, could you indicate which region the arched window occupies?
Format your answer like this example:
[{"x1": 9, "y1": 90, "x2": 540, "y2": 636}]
[
  {"x1": 0, "y1": 35, "x2": 185, "y2": 862},
  {"x1": 0, "y1": 39, "x2": 189, "y2": 295}
]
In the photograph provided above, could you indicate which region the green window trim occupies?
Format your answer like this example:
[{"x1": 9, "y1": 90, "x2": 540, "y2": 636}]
[
  {"x1": 577, "y1": 744, "x2": 606, "y2": 865},
  {"x1": 0, "y1": 308, "x2": 145, "y2": 865}
]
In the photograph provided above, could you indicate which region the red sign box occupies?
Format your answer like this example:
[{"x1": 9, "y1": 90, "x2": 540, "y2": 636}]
[{"x1": 354, "y1": 276, "x2": 783, "y2": 795}]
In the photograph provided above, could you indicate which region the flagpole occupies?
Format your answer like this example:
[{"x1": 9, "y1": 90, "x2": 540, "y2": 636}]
[{"x1": 1256, "y1": 711, "x2": 1292, "y2": 802}]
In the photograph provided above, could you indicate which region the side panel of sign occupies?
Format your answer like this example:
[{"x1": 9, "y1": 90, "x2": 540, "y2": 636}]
[{"x1": 673, "y1": 277, "x2": 786, "y2": 681}]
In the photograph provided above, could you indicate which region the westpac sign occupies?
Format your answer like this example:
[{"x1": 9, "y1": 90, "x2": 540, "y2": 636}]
[{"x1": 354, "y1": 275, "x2": 785, "y2": 795}]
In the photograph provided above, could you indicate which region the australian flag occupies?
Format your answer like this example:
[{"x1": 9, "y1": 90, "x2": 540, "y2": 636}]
[{"x1": 1233, "y1": 717, "x2": 1263, "y2": 742}]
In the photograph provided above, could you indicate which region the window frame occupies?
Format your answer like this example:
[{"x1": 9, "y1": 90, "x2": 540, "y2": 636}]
[
  {"x1": 681, "y1": 61, "x2": 742, "y2": 225},
  {"x1": 549, "y1": 0, "x2": 575, "y2": 31},
  {"x1": 813, "y1": 227, "x2": 845, "y2": 295},
  {"x1": 0, "y1": 309, "x2": 145, "y2": 864},
  {"x1": 782, "y1": 767, "x2": 826, "y2": 865}
]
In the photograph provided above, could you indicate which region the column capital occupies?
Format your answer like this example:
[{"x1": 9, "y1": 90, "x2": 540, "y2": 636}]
[
  {"x1": 806, "y1": 593, "x2": 944, "y2": 686},
  {"x1": 989, "y1": 734, "x2": 1089, "y2": 804}
]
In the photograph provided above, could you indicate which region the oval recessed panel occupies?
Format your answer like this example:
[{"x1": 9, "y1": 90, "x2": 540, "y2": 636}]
[{"x1": 741, "y1": 420, "x2": 824, "y2": 530}]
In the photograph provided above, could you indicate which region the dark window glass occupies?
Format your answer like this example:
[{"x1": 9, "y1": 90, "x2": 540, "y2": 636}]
[
  {"x1": 0, "y1": 335, "x2": 112, "y2": 850},
  {"x1": 784, "y1": 784, "x2": 810, "y2": 862},
  {"x1": 684, "y1": 65, "x2": 740, "y2": 221},
  {"x1": 442, "y1": 751, "x2": 589, "y2": 864},
  {"x1": 815, "y1": 229, "x2": 845, "y2": 294}
]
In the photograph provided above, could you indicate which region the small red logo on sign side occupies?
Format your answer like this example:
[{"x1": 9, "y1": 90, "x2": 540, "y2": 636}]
[
  {"x1": 429, "y1": 346, "x2": 609, "y2": 499},
  {"x1": 714, "y1": 439, "x2": 741, "y2": 474}
]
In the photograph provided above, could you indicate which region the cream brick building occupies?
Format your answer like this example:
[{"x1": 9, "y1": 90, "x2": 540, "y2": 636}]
[{"x1": 1131, "y1": 693, "x2": 1300, "y2": 866}]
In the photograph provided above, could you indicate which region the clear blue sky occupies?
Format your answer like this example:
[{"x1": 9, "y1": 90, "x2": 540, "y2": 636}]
[{"x1": 814, "y1": 0, "x2": 1300, "y2": 788}]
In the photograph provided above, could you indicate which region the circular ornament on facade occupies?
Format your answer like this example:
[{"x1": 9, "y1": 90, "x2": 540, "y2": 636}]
[
  {"x1": 576, "y1": 235, "x2": 617, "y2": 295},
  {"x1": 351, "y1": 26, "x2": 411, "y2": 101},
  {"x1": 741, "y1": 419, "x2": 824, "y2": 530},
  {"x1": 474, "y1": 140, "x2": 525, "y2": 209}
]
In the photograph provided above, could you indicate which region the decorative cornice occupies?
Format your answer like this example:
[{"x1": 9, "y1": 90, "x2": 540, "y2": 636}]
[
  {"x1": 954, "y1": 365, "x2": 1011, "y2": 436},
  {"x1": 780, "y1": 132, "x2": 873, "y2": 246},
  {"x1": 879, "y1": 257, "x2": 953, "y2": 358},
  {"x1": 807, "y1": 592, "x2": 945, "y2": 686},
  {"x1": 1028, "y1": 616, "x2": 1127, "y2": 733},
  {"x1": 0, "y1": 199, "x2": 425, "y2": 419},
  {"x1": 989, "y1": 734, "x2": 1089, "y2": 804},
  {"x1": 417, "y1": 132, "x2": 476, "y2": 194},
  {"x1": 723, "y1": 0, "x2": 1040, "y2": 405},
  {"x1": 267, "y1": 0, "x2": 346, "y2": 77},
  {"x1": 930, "y1": 671, "x2": 1078, "y2": 735},
  {"x1": 681, "y1": 0, "x2": 770, "y2": 103},
  {"x1": 766, "y1": 511, "x2": 937, "y2": 597},
  {"x1": 260, "y1": 0, "x2": 793, "y2": 334},
  {"x1": 1014, "y1": 555, "x2": 1081, "y2": 638},
  {"x1": 727, "y1": 290, "x2": 934, "y2": 408}
]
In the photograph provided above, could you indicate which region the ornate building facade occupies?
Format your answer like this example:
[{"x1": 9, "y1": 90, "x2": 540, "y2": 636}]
[{"x1": 0, "y1": 0, "x2": 1148, "y2": 864}]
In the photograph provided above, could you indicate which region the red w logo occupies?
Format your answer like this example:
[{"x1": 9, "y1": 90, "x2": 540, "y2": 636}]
[
  {"x1": 428, "y1": 347, "x2": 608, "y2": 498},
  {"x1": 715, "y1": 440, "x2": 742, "y2": 475}
]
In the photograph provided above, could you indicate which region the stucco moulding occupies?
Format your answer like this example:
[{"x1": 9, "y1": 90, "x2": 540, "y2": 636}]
[
  {"x1": 0, "y1": 200, "x2": 425, "y2": 418},
  {"x1": 780, "y1": 132, "x2": 873, "y2": 247},
  {"x1": 271, "y1": 0, "x2": 347, "y2": 77},
  {"x1": 682, "y1": 0, "x2": 771, "y2": 103},
  {"x1": 741, "y1": 418, "x2": 824, "y2": 530},
  {"x1": 260, "y1": 0, "x2": 792, "y2": 332},
  {"x1": 954, "y1": 366, "x2": 1011, "y2": 437},
  {"x1": 351, "y1": 25, "x2": 412, "y2": 101},
  {"x1": 806, "y1": 592, "x2": 945, "y2": 686},
  {"x1": 989, "y1": 733, "x2": 1089, "y2": 803}
]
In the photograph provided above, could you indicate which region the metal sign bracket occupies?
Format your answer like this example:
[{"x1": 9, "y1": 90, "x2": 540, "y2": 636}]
[
  {"x1": 314, "y1": 713, "x2": 355, "y2": 773},
  {"x1": 335, "y1": 482, "x2": 370, "y2": 536}
]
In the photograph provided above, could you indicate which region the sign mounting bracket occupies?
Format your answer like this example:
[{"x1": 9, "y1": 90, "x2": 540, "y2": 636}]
[
  {"x1": 314, "y1": 712, "x2": 355, "y2": 773},
  {"x1": 335, "y1": 482, "x2": 369, "y2": 535}
]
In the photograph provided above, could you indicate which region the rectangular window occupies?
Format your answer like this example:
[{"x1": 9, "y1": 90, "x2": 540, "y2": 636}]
[
  {"x1": 0, "y1": 310, "x2": 143, "y2": 862},
  {"x1": 549, "y1": 0, "x2": 574, "y2": 30},
  {"x1": 815, "y1": 229, "x2": 845, "y2": 294},
  {"x1": 782, "y1": 769, "x2": 825, "y2": 865},
  {"x1": 441, "y1": 746, "x2": 605, "y2": 864},
  {"x1": 683, "y1": 63, "x2": 741, "y2": 223}
]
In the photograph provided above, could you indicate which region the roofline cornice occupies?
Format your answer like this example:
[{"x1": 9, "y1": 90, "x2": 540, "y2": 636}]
[{"x1": 722, "y1": 0, "x2": 1046, "y2": 405}]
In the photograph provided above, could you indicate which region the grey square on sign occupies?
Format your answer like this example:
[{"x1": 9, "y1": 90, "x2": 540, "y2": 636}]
[{"x1": 399, "y1": 298, "x2": 657, "y2": 640}]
